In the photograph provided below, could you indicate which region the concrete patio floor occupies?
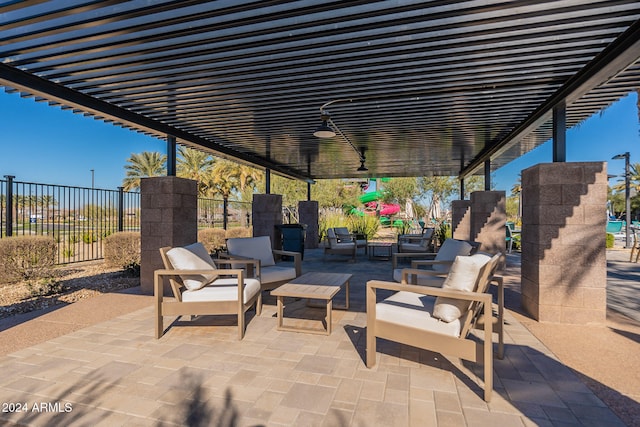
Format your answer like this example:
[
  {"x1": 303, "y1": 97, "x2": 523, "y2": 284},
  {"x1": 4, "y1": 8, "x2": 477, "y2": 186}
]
[{"x1": 0, "y1": 247, "x2": 638, "y2": 426}]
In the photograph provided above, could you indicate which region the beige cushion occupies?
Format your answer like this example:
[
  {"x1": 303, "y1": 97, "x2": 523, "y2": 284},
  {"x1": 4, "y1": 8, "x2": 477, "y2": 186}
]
[
  {"x1": 227, "y1": 236, "x2": 275, "y2": 267},
  {"x1": 377, "y1": 291, "x2": 461, "y2": 337},
  {"x1": 432, "y1": 253, "x2": 492, "y2": 322},
  {"x1": 166, "y1": 242, "x2": 217, "y2": 291},
  {"x1": 432, "y1": 239, "x2": 473, "y2": 272},
  {"x1": 182, "y1": 278, "x2": 261, "y2": 302}
]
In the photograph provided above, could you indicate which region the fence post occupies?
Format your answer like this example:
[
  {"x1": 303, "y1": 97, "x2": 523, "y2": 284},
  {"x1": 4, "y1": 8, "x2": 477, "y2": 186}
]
[
  {"x1": 223, "y1": 197, "x2": 228, "y2": 230},
  {"x1": 117, "y1": 186, "x2": 124, "y2": 232},
  {"x1": 4, "y1": 175, "x2": 14, "y2": 237}
]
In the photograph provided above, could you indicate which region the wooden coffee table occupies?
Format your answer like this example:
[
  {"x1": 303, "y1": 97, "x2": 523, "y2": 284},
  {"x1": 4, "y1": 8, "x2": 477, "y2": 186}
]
[{"x1": 270, "y1": 272, "x2": 351, "y2": 335}]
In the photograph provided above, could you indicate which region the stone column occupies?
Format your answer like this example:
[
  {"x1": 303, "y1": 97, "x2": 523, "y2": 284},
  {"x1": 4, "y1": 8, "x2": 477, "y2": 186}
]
[
  {"x1": 140, "y1": 176, "x2": 198, "y2": 295},
  {"x1": 252, "y1": 193, "x2": 282, "y2": 248},
  {"x1": 451, "y1": 200, "x2": 472, "y2": 241},
  {"x1": 470, "y1": 191, "x2": 506, "y2": 264},
  {"x1": 521, "y1": 162, "x2": 607, "y2": 323},
  {"x1": 298, "y1": 200, "x2": 319, "y2": 249}
]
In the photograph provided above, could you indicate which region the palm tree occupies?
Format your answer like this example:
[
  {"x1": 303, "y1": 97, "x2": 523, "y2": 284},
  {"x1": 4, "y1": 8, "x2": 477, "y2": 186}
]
[
  {"x1": 177, "y1": 146, "x2": 215, "y2": 197},
  {"x1": 122, "y1": 151, "x2": 167, "y2": 191}
]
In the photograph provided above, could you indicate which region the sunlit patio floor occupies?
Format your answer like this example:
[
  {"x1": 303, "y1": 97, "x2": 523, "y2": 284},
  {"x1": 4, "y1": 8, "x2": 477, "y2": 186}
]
[{"x1": 0, "y1": 248, "x2": 636, "y2": 426}]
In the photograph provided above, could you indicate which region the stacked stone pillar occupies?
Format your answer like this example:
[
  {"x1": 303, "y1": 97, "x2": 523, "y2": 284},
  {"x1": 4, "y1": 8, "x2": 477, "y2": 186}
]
[
  {"x1": 140, "y1": 177, "x2": 198, "y2": 295},
  {"x1": 451, "y1": 200, "x2": 472, "y2": 241},
  {"x1": 521, "y1": 162, "x2": 607, "y2": 323},
  {"x1": 470, "y1": 191, "x2": 506, "y2": 267},
  {"x1": 252, "y1": 194, "x2": 283, "y2": 248},
  {"x1": 298, "y1": 200, "x2": 319, "y2": 248}
]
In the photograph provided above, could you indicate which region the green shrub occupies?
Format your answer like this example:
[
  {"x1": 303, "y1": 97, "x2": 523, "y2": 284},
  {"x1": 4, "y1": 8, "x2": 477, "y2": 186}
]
[
  {"x1": 225, "y1": 227, "x2": 251, "y2": 239},
  {"x1": 68, "y1": 234, "x2": 80, "y2": 244},
  {"x1": 434, "y1": 221, "x2": 452, "y2": 246},
  {"x1": 198, "y1": 228, "x2": 227, "y2": 253},
  {"x1": 347, "y1": 214, "x2": 379, "y2": 240},
  {"x1": 606, "y1": 233, "x2": 615, "y2": 248},
  {"x1": 319, "y1": 211, "x2": 349, "y2": 242},
  {"x1": 63, "y1": 247, "x2": 74, "y2": 258},
  {"x1": 82, "y1": 231, "x2": 99, "y2": 244},
  {"x1": 103, "y1": 232, "x2": 140, "y2": 276},
  {"x1": 0, "y1": 236, "x2": 57, "y2": 284}
]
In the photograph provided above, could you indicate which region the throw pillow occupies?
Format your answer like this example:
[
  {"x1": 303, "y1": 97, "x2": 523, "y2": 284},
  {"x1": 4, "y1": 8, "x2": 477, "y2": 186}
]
[
  {"x1": 166, "y1": 242, "x2": 217, "y2": 291},
  {"x1": 432, "y1": 253, "x2": 491, "y2": 322}
]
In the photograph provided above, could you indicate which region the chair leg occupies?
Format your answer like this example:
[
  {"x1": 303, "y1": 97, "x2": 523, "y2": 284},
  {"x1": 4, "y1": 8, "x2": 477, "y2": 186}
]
[
  {"x1": 256, "y1": 293, "x2": 263, "y2": 316},
  {"x1": 238, "y1": 309, "x2": 245, "y2": 340}
]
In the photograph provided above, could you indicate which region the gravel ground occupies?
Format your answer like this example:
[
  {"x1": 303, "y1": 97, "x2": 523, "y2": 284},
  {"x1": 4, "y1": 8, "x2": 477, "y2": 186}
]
[{"x1": 0, "y1": 261, "x2": 140, "y2": 319}]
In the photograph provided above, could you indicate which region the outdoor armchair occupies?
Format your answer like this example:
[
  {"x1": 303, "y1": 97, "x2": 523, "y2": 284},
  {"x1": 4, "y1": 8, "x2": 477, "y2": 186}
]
[
  {"x1": 366, "y1": 252, "x2": 503, "y2": 402},
  {"x1": 224, "y1": 235, "x2": 302, "y2": 291},
  {"x1": 397, "y1": 227, "x2": 435, "y2": 253},
  {"x1": 155, "y1": 242, "x2": 262, "y2": 340},
  {"x1": 334, "y1": 227, "x2": 368, "y2": 254},
  {"x1": 392, "y1": 238, "x2": 476, "y2": 285},
  {"x1": 324, "y1": 228, "x2": 357, "y2": 261}
]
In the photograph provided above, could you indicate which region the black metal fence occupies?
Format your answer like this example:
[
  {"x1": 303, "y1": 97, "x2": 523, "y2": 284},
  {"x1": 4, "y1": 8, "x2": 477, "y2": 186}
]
[{"x1": 1, "y1": 176, "x2": 253, "y2": 264}]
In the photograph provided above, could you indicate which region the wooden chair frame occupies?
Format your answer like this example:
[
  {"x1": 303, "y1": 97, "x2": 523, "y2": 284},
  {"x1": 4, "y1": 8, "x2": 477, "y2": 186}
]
[
  {"x1": 155, "y1": 247, "x2": 262, "y2": 340},
  {"x1": 367, "y1": 254, "x2": 503, "y2": 402}
]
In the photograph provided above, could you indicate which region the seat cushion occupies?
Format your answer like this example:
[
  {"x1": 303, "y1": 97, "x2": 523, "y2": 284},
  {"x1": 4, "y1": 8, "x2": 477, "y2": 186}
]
[
  {"x1": 377, "y1": 291, "x2": 461, "y2": 337},
  {"x1": 182, "y1": 278, "x2": 261, "y2": 302},
  {"x1": 227, "y1": 236, "x2": 276, "y2": 267},
  {"x1": 432, "y1": 253, "x2": 492, "y2": 322},
  {"x1": 166, "y1": 242, "x2": 217, "y2": 291},
  {"x1": 432, "y1": 239, "x2": 473, "y2": 272},
  {"x1": 393, "y1": 268, "x2": 445, "y2": 287},
  {"x1": 261, "y1": 265, "x2": 297, "y2": 284},
  {"x1": 400, "y1": 242, "x2": 429, "y2": 252}
]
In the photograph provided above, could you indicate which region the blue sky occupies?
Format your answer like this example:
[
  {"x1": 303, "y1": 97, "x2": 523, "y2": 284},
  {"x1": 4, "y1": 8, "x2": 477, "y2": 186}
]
[{"x1": 0, "y1": 90, "x2": 637, "y2": 192}]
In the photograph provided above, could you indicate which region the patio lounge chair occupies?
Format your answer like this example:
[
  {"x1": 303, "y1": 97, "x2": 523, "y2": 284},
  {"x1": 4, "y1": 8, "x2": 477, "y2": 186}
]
[
  {"x1": 225, "y1": 235, "x2": 302, "y2": 291},
  {"x1": 334, "y1": 227, "x2": 368, "y2": 254},
  {"x1": 324, "y1": 228, "x2": 357, "y2": 261},
  {"x1": 392, "y1": 238, "x2": 476, "y2": 285},
  {"x1": 366, "y1": 252, "x2": 503, "y2": 402},
  {"x1": 397, "y1": 227, "x2": 435, "y2": 253},
  {"x1": 155, "y1": 242, "x2": 262, "y2": 340}
]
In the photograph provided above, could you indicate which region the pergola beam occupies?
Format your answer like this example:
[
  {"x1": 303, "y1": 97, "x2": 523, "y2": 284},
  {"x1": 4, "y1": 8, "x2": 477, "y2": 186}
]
[
  {"x1": 0, "y1": 63, "x2": 313, "y2": 183},
  {"x1": 460, "y1": 19, "x2": 640, "y2": 178}
]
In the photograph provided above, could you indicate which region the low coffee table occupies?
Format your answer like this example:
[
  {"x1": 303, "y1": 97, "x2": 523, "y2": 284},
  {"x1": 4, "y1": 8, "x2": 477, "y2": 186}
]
[
  {"x1": 270, "y1": 272, "x2": 352, "y2": 335},
  {"x1": 367, "y1": 242, "x2": 393, "y2": 260}
]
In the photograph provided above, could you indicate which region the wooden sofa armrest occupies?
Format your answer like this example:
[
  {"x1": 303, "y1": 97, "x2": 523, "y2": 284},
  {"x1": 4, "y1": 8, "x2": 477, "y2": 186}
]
[
  {"x1": 214, "y1": 258, "x2": 261, "y2": 278},
  {"x1": 392, "y1": 252, "x2": 437, "y2": 269},
  {"x1": 272, "y1": 249, "x2": 302, "y2": 276},
  {"x1": 400, "y1": 268, "x2": 447, "y2": 284},
  {"x1": 367, "y1": 279, "x2": 493, "y2": 305}
]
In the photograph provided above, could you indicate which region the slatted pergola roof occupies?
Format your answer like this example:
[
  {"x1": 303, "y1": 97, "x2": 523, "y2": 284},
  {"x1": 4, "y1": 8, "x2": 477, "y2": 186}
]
[{"x1": 1, "y1": 1, "x2": 640, "y2": 182}]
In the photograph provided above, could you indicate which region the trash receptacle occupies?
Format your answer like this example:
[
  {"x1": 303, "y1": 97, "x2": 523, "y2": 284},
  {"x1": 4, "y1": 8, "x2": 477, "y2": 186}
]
[{"x1": 275, "y1": 224, "x2": 307, "y2": 260}]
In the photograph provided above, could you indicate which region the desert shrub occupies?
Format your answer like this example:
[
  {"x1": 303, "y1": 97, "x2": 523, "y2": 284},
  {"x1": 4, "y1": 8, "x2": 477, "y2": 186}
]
[
  {"x1": 198, "y1": 228, "x2": 226, "y2": 253},
  {"x1": 606, "y1": 233, "x2": 615, "y2": 248},
  {"x1": 27, "y1": 278, "x2": 66, "y2": 297},
  {"x1": 103, "y1": 232, "x2": 140, "y2": 276},
  {"x1": 225, "y1": 227, "x2": 251, "y2": 239},
  {"x1": 68, "y1": 234, "x2": 80, "y2": 244},
  {"x1": 347, "y1": 214, "x2": 379, "y2": 240},
  {"x1": 0, "y1": 235, "x2": 57, "y2": 284}
]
